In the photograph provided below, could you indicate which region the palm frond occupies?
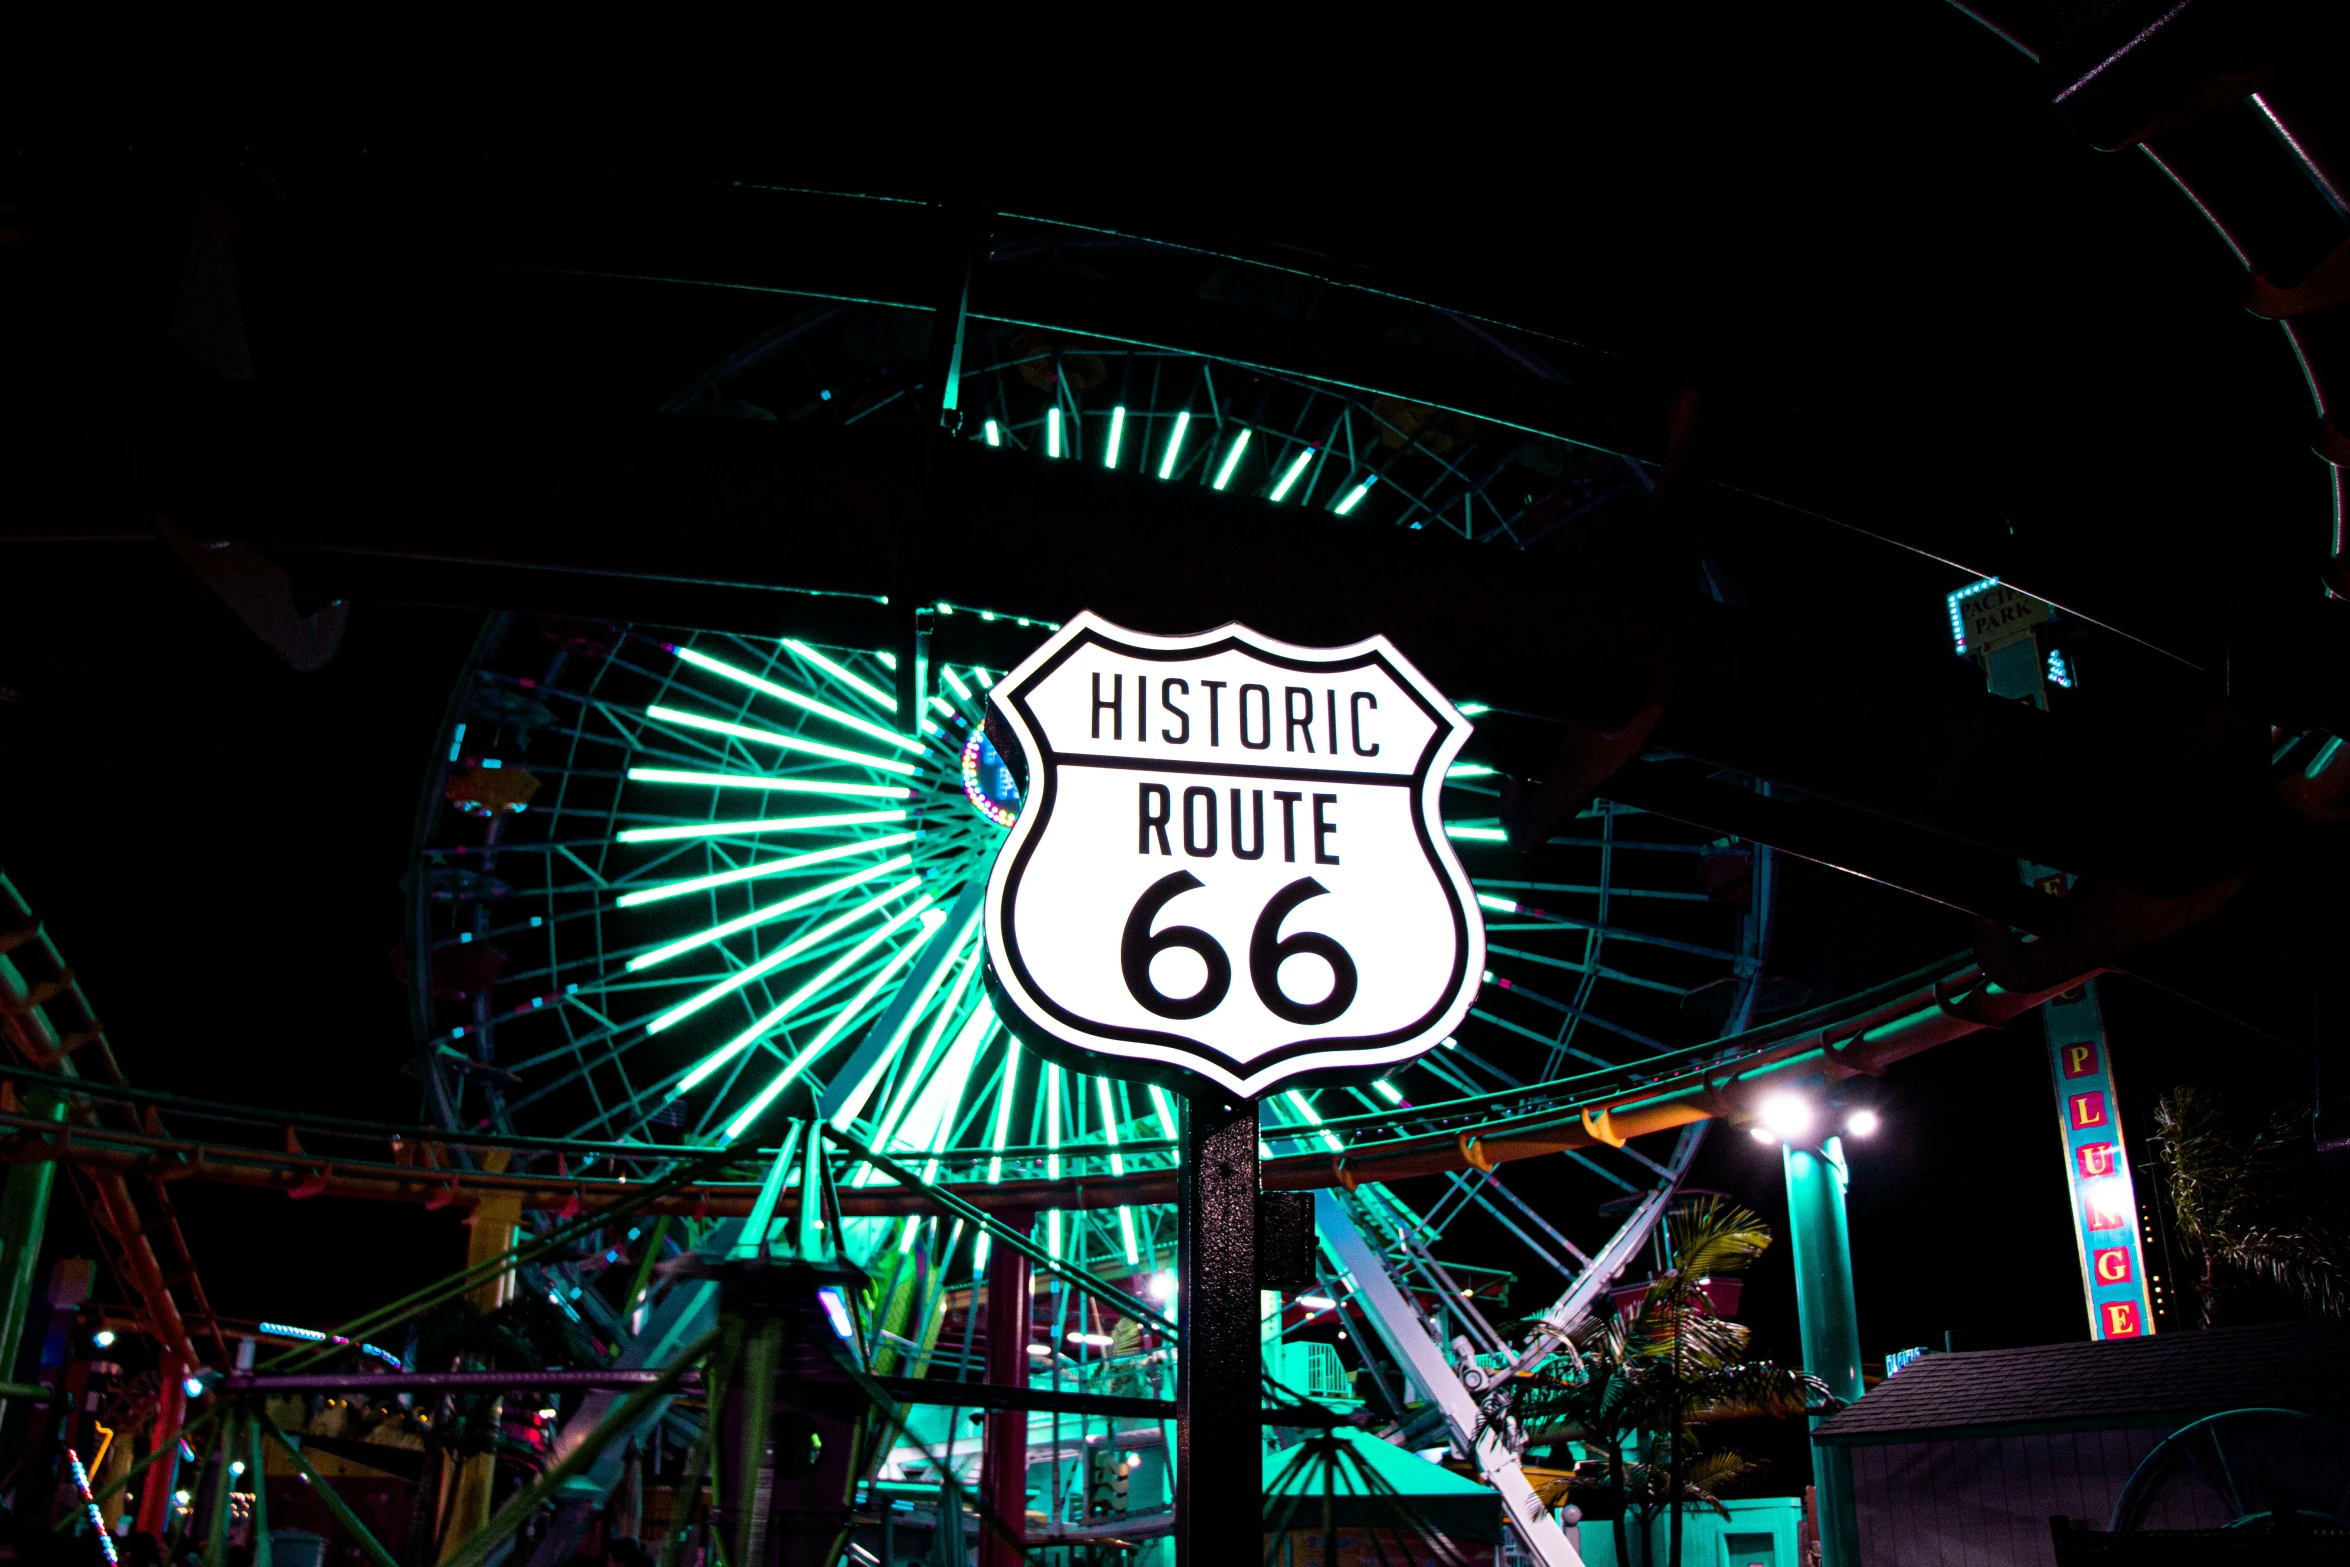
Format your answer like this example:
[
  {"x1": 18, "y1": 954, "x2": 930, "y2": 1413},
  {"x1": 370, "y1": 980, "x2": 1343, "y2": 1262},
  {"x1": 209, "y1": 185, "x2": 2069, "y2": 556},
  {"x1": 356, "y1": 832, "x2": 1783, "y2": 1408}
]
[
  {"x1": 1667, "y1": 1197, "x2": 1774, "y2": 1282},
  {"x1": 2155, "y1": 1084, "x2": 2350, "y2": 1325},
  {"x1": 1677, "y1": 1362, "x2": 1829, "y2": 1420}
]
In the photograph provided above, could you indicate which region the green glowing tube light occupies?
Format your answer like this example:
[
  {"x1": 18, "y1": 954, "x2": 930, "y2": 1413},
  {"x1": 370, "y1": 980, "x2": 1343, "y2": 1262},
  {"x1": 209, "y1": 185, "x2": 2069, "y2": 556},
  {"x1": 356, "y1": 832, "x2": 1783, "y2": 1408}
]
[
  {"x1": 626, "y1": 768, "x2": 910, "y2": 800},
  {"x1": 1104, "y1": 405, "x2": 1126, "y2": 468},
  {"x1": 1269, "y1": 447, "x2": 1316, "y2": 503},
  {"x1": 987, "y1": 1040, "x2": 1022, "y2": 1186},
  {"x1": 875, "y1": 1003, "x2": 995, "y2": 1159},
  {"x1": 1332, "y1": 474, "x2": 1376, "y2": 515},
  {"x1": 940, "y1": 666, "x2": 972, "y2": 701},
  {"x1": 720, "y1": 911, "x2": 946, "y2": 1141},
  {"x1": 1044, "y1": 1059, "x2": 1065, "y2": 1260},
  {"x1": 1044, "y1": 1062, "x2": 1063, "y2": 1179},
  {"x1": 646, "y1": 706, "x2": 920, "y2": 776},
  {"x1": 984, "y1": 419, "x2": 1001, "y2": 447},
  {"x1": 1096, "y1": 1077, "x2": 1125, "y2": 1177},
  {"x1": 1285, "y1": 1090, "x2": 1345, "y2": 1154},
  {"x1": 617, "y1": 808, "x2": 907, "y2": 844},
  {"x1": 784, "y1": 640, "x2": 895, "y2": 712},
  {"x1": 614, "y1": 832, "x2": 917, "y2": 907},
  {"x1": 626, "y1": 855, "x2": 916, "y2": 971},
  {"x1": 651, "y1": 882, "x2": 928, "y2": 1037},
  {"x1": 1159, "y1": 410, "x2": 1190, "y2": 480},
  {"x1": 830, "y1": 918, "x2": 981, "y2": 1132},
  {"x1": 673, "y1": 895, "x2": 937, "y2": 1095},
  {"x1": 1047, "y1": 407, "x2": 1063, "y2": 458},
  {"x1": 671, "y1": 646, "x2": 926, "y2": 755},
  {"x1": 1212, "y1": 429, "x2": 1251, "y2": 490},
  {"x1": 1446, "y1": 824, "x2": 1508, "y2": 841},
  {"x1": 867, "y1": 943, "x2": 988, "y2": 1155}
]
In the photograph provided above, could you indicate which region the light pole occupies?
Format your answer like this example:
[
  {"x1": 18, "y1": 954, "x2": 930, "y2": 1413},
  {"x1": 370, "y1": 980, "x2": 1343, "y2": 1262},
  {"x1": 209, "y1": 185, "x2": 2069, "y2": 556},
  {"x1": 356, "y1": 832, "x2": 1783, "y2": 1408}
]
[{"x1": 1781, "y1": 1129, "x2": 1863, "y2": 1567}]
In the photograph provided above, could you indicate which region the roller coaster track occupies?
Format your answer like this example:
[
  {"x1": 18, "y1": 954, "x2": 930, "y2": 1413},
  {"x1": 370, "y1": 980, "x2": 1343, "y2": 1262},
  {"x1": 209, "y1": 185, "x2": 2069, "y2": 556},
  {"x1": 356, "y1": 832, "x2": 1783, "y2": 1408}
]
[
  {"x1": 0, "y1": 948, "x2": 2091, "y2": 1221},
  {"x1": 0, "y1": 870, "x2": 224, "y2": 1380}
]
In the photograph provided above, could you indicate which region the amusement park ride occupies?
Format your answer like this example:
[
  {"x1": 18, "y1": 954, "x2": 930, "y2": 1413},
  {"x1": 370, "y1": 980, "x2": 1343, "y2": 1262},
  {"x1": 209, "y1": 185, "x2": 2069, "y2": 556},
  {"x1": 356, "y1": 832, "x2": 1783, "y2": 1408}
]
[{"x1": 5, "y1": 5, "x2": 2350, "y2": 1565}]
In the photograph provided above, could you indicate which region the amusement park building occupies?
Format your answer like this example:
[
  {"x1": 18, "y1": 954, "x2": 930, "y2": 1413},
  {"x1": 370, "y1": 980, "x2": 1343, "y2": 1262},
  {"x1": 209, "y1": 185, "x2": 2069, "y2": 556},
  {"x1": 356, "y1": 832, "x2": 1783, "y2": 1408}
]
[{"x1": 1812, "y1": 1321, "x2": 2350, "y2": 1564}]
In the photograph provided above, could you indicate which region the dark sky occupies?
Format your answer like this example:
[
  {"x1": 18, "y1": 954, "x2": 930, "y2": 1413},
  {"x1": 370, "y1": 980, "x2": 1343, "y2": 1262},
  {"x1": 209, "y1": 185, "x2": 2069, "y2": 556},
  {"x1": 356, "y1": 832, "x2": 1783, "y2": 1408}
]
[{"x1": 2, "y1": 5, "x2": 2326, "y2": 1405}]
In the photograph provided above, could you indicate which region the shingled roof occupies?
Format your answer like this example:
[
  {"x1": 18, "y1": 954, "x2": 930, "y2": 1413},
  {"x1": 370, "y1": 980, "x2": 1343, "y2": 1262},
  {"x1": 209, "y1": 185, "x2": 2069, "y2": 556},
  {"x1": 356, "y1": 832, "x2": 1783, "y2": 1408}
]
[{"x1": 1813, "y1": 1322, "x2": 2350, "y2": 1446}]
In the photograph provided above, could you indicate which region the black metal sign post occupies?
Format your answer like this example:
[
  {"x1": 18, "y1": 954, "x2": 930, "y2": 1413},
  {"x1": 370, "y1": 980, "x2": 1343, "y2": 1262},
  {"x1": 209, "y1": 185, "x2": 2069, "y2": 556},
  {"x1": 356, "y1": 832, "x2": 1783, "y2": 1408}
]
[{"x1": 1175, "y1": 1090, "x2": 1261, "y2": 1561}]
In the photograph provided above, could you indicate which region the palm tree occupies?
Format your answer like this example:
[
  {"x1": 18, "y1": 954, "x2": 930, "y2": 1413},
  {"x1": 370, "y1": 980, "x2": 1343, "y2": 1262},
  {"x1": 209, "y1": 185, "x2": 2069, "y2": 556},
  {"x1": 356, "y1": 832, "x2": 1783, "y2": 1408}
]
[
  {"x1": 402, "y1": 1294, "x2": 599, "y2": 1558},
  {"x1": 2152, "y1": 1085, "x2": 2350, "y2": 1326},
  {"x1": 1490, "y1": 1198, "x2": 1825, "y2": 1567}
]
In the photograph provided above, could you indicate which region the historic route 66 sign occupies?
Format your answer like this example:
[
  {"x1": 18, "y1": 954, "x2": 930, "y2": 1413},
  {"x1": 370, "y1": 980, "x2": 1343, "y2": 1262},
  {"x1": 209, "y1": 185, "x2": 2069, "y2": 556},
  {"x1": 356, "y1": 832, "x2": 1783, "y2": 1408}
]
[{"x1": 983, "y1": 612, "x2": 1484, "y2": 1098}]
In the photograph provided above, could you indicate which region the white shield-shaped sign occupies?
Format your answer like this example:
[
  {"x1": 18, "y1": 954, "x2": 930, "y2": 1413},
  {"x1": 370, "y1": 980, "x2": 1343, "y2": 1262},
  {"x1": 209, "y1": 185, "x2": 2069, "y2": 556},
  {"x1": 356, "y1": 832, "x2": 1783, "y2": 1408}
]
[{"x1": 983, "y1": 612, "x2": 1484, "y2": 1098}]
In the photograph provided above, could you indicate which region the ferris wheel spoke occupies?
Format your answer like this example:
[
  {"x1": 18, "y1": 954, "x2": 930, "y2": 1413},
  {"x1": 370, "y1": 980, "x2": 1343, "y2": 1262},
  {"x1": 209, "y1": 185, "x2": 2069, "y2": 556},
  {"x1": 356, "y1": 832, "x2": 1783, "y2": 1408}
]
[
  {"x1": 624, "y1": 767, "x2": 913, "y2": 802},
  {"x1": 684, "y1": 1040, "x2": 773, "y2": 1141},
  {"x1": 779, "y1": 639, "x2": 898, "y2": 714},
  {"x1": 623, "y1": 857, "x2": 920, "y2": 972},
  {"x1": 670, "y1": 906, "x2": 942, "y2": 1096},
  {"x1": 668, "y1": 643, "x2": 929, "y2": 756},
  {"x1": 610, "y1": 831, "x2": 921, "y2": 906},
  {"x1": 642, "y1": 884, "x2": 931, "y2": 1032}
]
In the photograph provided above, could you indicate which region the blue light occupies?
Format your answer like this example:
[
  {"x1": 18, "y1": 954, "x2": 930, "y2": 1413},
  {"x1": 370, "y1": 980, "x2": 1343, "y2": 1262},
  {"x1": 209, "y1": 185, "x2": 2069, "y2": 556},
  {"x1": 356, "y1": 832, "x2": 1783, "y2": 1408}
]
[
  {"x1": 2047, "y1": 649, "x2": 2073, "y2": 689},
  {"x1": 817, "y1": 1286, "x2": 856, "y2": 1342},
  {"x1": 1946, "y1": 577, "x2": 2001, "y2": 655},
  {"x1": 259, "y1": 1321, "x2": 325, "y2": 1341},
  {"x1": 448, "y1": 722, "x2": 466, "y2": 763},
  {"x1": 820, "y1": 389, "x2": 833, "y2": 401},
  {"x1": 183, "y1": 1375, "x2": 205, "y2": 1399}
]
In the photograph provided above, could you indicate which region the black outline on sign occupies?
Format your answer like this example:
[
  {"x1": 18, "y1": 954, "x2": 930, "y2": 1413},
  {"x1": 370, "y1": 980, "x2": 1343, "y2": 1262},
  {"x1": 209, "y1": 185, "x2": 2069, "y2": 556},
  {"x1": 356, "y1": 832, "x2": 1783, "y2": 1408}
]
[{"x1": 989, "y1": 622, "x2": 1474, "y2": 1086}]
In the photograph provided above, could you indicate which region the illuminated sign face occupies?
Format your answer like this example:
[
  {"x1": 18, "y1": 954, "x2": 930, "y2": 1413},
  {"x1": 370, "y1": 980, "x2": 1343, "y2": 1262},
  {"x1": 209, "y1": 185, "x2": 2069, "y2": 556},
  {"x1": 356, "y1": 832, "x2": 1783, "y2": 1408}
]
[
  {"x1": 983, "y1": 612, "x2": 1483, "y2": 1098},
  {"x1": 2044, "y1": 985, "x2": 2155, "y2": 1340}
]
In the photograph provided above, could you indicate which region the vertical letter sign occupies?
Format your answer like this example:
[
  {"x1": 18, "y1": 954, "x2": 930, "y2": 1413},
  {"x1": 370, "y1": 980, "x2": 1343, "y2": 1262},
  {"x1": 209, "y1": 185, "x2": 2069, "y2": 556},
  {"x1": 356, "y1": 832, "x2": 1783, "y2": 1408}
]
[
  {"x1": 983, "y1": 612, "x2": 1483, "y2": 1096},
  {"x1": 2046, "y1": 987, "x2": 2155, "y2": 1339}
]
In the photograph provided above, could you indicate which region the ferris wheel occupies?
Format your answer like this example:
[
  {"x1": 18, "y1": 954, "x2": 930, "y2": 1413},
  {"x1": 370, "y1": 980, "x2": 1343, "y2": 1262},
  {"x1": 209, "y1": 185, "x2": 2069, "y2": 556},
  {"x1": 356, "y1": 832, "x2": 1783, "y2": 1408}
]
[{"x1": 401, "y1": 248, "x2": 1781, "y2": 1453}]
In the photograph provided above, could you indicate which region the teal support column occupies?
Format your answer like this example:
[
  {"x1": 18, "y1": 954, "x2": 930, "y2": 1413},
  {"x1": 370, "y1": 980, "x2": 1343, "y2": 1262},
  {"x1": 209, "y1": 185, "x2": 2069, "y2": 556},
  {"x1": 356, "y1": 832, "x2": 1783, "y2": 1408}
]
[
  {"x1": 0, "y1": 1097, "x2": 63, "y2": 1374},
  {"x1": 1783, "y1": 1135, "x2": 1862, "y2": 1567}
]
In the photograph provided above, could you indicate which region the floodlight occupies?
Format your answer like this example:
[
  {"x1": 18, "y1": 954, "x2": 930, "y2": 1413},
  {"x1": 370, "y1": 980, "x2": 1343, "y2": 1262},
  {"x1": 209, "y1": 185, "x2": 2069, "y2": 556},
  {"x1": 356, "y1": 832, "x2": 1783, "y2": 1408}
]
[{"x1": 1756, "y1": 1092, "x2": 1814, "y2": 1141}]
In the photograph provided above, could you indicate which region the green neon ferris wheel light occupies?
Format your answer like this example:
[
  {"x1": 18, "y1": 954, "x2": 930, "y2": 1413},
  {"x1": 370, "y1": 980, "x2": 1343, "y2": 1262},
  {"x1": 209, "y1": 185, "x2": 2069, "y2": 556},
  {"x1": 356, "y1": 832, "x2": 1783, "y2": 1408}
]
[{"x1": 415, "y1": 606, "x2": 1762, "y2": 1300}]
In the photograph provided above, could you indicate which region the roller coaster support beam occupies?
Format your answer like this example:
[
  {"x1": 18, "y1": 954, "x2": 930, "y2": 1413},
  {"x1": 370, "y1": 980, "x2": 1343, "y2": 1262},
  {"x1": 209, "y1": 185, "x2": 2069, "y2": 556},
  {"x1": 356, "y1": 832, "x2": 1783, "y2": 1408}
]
[
  {"x1": 1316, "y1": 1190, "x2": 1581, "y2": 1567},
  {"x1": 1782, "y1": 1135, "x2": 1863, "y2": 1567},
  {"x1": 0, "y1": 898, "x2": 209, "y2": 1389},
  {"x1": 0, "y1": 1091, "x2": 60, "y2": 1419},
  {"x1": 978, "y1": 1209, "x2": 1032, "y2": 1567}
]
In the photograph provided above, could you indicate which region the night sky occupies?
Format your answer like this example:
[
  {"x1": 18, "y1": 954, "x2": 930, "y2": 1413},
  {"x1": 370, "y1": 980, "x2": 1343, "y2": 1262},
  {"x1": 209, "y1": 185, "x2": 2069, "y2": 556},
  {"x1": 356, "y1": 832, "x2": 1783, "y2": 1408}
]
[{"x1": 2, "y1": 5, "x2": 2326, "y2": 1482}]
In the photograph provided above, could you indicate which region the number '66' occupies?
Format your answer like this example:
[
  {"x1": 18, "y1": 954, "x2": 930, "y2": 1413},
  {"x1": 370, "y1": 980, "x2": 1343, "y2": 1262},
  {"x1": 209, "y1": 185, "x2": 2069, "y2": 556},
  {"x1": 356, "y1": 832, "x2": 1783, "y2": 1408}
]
[{"x1": 1118, "y1": 872, "x2": 1359, "y2": 1025}]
